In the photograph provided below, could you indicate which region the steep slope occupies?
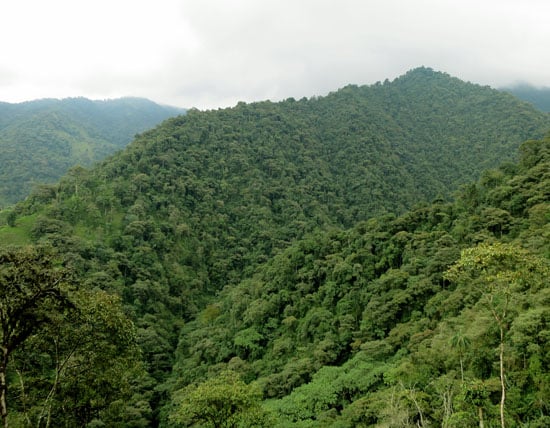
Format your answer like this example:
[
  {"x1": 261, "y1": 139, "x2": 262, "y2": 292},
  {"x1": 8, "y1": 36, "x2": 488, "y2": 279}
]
[
  {"x1": 0, "y1": 97, "x2": 184, "y2": 206},
  {"x1": 1, "y1": 68, "x2": 549, "y2": 425},
  {"x1": 169, "y1": 136, "x2": 549, "y2": 427},
  {"x1": 12, "y1": 68, "x2": 547, "y2": 294}
]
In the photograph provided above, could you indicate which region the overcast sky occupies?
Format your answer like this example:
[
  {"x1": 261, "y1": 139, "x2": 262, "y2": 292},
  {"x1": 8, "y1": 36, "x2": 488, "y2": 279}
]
[{"x1": 1, "y1": 0, "x2": 549, "y2": 109}]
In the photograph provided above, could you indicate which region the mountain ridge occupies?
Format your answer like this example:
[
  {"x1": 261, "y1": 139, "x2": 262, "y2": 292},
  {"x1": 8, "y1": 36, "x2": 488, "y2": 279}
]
[
  {"x1": 0, "y1": 96, "x2": 184, "y2": 206},
  {"x1": 0, "y1": 68, "x2": 549, "y2": 426},
  {"x1": 500, "y1": 82, "x2": 550, "y2": 112}
]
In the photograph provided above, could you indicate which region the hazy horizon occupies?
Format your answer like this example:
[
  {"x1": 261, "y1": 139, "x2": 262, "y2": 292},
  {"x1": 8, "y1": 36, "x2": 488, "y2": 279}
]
[{"x1": 2, "y1": 0, "x2": 550, "y2": 110}]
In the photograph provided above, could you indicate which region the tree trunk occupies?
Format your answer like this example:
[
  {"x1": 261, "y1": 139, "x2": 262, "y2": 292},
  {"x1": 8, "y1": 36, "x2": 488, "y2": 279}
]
[
  {"x1": 1, "y1": 347, "x2": 9, "y2": 428},
  {"x1": 15, "y1": 370, "x2": 31, "y2": 427},
  {"x1": 499, "y1": 326, "x2": 506, "y2": 428},
  {"x1": 478, "y1": 406, "x2": 484, "y2": 428},
  {"x1": 492, "y1": 304, "x2": 507, "y2": 428}
]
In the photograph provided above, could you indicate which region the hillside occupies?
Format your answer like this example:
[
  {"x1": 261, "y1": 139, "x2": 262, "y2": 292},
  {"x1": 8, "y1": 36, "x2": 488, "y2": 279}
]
[
  {"x1": 0, "y1": 68, "x2": 549, "y2": 426},
  {"x1": 0, "y1": 97, "x2": 184, "y2": 206},
  {"x1": 9, "y1": 68, "x2": 549, "y2": 294},
  {"x1": 502, "y1": 83, "x2": 550, "y2": 112},
  {"x1": 168, "y1": 136, "x2": 549, "y2": 427}
]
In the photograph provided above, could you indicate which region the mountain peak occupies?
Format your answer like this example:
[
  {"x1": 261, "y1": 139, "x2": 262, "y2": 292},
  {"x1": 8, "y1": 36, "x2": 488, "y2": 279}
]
[{"x1": 396, "y1": 66, "x2": 453, "y2": 83}]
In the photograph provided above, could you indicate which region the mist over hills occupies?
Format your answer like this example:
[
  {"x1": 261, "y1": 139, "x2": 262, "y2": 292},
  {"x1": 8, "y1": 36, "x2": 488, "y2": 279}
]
[
  {"x1": 0, "y1": 67, "x2": 549, "y2": 426},
  {"x1": 0, "y1": 96, "x2": 184, "y2": 206},
  {"x1": 501, "y1": 83, "x2": 550, "y2": 112}
]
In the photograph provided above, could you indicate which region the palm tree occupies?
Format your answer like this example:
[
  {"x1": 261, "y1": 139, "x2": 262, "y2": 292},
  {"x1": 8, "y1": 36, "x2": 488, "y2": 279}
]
[{"x1": 449, "y1": 329, "x2": 470, "y2": 383}]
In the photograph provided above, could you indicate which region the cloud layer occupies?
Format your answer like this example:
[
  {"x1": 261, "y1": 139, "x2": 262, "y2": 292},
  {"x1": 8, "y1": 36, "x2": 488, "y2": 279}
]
[{"x1": 1, "y1": 0, "x2": 550, "y2": 109}]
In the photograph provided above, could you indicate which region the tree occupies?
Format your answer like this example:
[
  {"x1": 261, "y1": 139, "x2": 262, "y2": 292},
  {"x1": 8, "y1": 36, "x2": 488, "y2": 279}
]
[
  {"x1": 449, "y1": 329, "x2": 471, "y2": 383},
  {"x1": 5, "y1": 212, "x2": 16, "y2": 228},
  {"x1": 0, "y1": 245, "x2": 72, "y2": 428},
  {"x1": 461, "y1": 379, "x2": 492, "y2": 428},
  {"x1": 170, "y1": 370, "x2": 271, "y2": 427},
  {"x1": 14, "y1": 288, "x2": 148, "y2": 427},
  {"x1": 445, "y1": 242, "x2": 549, "y2": 428},
  {"x1": 0, "y1": 246, "x2": 146, "y2": 427}
]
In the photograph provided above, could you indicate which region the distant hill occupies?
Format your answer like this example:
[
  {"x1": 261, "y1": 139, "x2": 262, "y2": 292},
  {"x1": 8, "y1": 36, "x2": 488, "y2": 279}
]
[
  {"x1": 0, "y1": 97, "x2": 184, "y2": 206},
  {"x1": 501, "y1": 83, "x2": 550, "y2": 112},
  {"x1": 2, "y1": 67, "x2": 550, "y2": 426}
]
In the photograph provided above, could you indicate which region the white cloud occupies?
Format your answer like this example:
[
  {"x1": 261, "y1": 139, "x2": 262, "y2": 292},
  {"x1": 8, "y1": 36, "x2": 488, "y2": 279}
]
[{"x1": 1, "y1": 0, "x2": 550, "y2": 108}]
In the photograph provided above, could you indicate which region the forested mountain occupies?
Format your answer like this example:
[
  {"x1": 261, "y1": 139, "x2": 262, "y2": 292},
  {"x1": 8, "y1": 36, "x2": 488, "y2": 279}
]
[
  {"x1": 170, "y1": 136, "x2": 549, "y2": 427},
  {"x1": 502, "y1": 83, "x2": 550, "y2": 112},
  {"x1": 0, "y1": 67, "x2": 548, "y2": 426},
  {"x1": 0, "y1": 97, "x2": 184, "y2": 206}
]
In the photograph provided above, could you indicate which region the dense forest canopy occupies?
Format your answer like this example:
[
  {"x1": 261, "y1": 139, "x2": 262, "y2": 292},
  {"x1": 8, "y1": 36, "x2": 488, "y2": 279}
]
[
  {"x1": 0, "y1": 67, "x2": 548, "y2": 426},
  {"x1": 169, "y1": 136, "x2": 549, "y2": 427},
  {"x1": 0, "y1": 97, "x2": 184, "y2": 206}
]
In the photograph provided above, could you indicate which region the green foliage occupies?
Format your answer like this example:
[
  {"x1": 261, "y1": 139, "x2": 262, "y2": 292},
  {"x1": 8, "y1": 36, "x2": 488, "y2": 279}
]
[
  {"x1": 0, "y1": 245, "x2": 149, "y2": 427},
  {"x1": 170, "y1": 370, "x2": 271, "y2": 427},
  {"x1": 0, "y1": 245, "x2": 71, "y2": 427},
  {"x1": 0, "y1": 214, "x2": 36, "y2": 246},
  {"x1": 0, "y1": 97, "x2": 183, "y2": 206},
  {"x1": 169, "y1": 136, "x2": 549, "y2": 426},
  {"x1": 445, "y1": 243, "x2": 549, "y2": 427},
  {"x1": 0, "y1": 245, "x2": 71, "y2": 354},
  {"x1": 0, "y1": 70, "x2": 549, "y2": 426}
]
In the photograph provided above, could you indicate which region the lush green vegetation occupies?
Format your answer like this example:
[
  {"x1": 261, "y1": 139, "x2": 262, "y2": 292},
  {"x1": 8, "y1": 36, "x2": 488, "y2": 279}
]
[
  {"x1": 0, "y1": 97, "x2": 183, "y2": 206},
  {"x1": 169, "y1": 137, "x2": 548, "y2": 426},
  {"x1": 0, "y1": 68, "x2": 548, "y2": 426}
]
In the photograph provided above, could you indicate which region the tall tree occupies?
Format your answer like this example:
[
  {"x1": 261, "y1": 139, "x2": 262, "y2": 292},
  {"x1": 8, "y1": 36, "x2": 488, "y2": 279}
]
[
  {"x1": 446, "y1": 243, "x2": 549, "y2": 428},
  {"x1": 0, "y1": 246, "x2": 72, "y2": 428}
]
